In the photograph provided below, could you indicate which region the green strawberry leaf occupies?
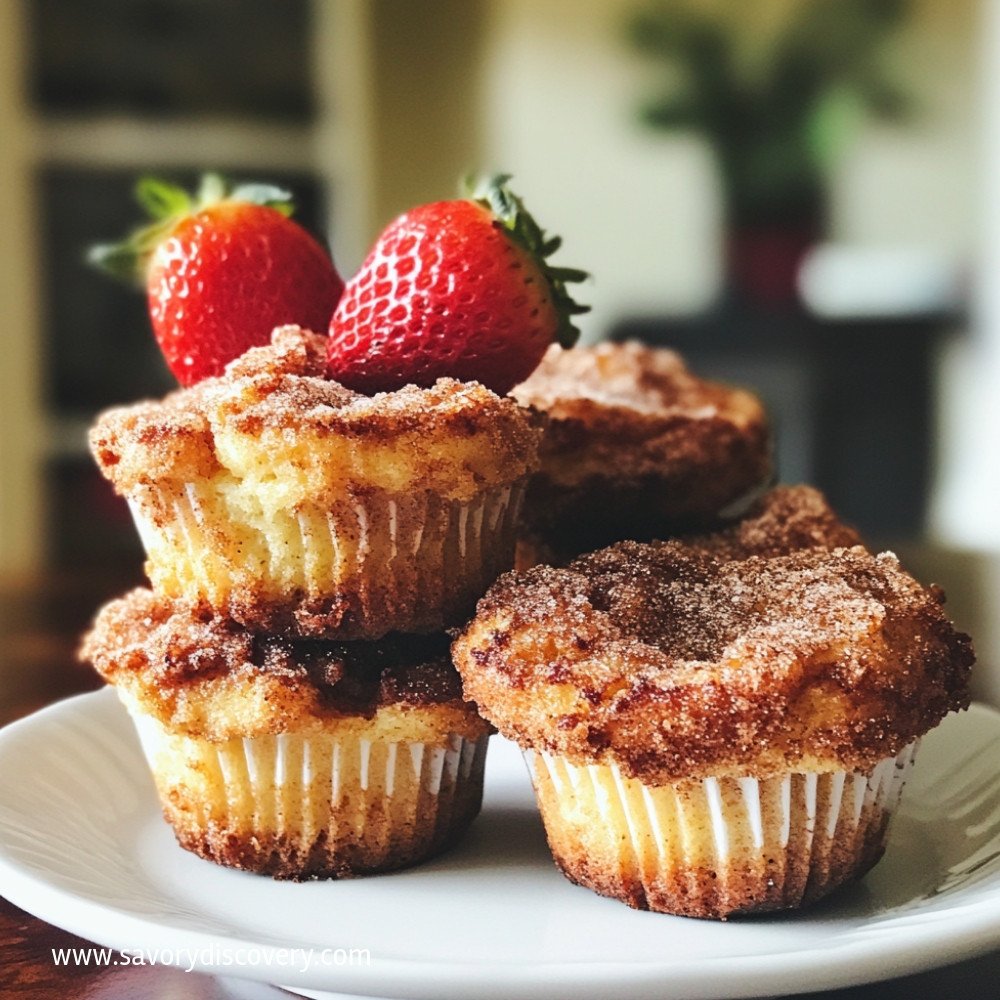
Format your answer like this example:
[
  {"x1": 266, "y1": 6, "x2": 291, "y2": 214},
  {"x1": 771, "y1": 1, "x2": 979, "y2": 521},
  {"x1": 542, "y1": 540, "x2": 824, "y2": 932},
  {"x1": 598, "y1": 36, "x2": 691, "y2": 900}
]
[
  {"x1": 86, "y1": 241, "x2": 147, "y2": 284},
  {"x1": 85, "y1": 212, "x2": 178, "y2": 289},
  {"x1": 135, "y1": 177, "x2": 191, "y2": 220},
  {"x1": 464, "y1": 173, "x2": 590, "y2": 348},
  {"x1": 548, "y1": 266, "x2": 589, "y2": 283},
  {"x1": 88, "y1": 173, "x2": 299, "y2": 286},
  {"x1": 228, "y1": 183, "x2": 294, "y2": 216},
  {"x1": 196, "y1": 172, "x2": 227, "y2": 206}
]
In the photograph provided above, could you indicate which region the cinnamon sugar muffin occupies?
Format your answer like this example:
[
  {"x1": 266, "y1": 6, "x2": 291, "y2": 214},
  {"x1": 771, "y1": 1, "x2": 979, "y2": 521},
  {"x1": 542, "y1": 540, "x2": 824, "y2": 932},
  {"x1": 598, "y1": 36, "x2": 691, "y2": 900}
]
[
  {"x1": 83, "y1": 589, "x2": 491, "y2": 878},
  {"x1": 511, "y1": 341, "x2": 771, "y2": 567},
  {"x1": 454, "y1": 539, "x2": 973, "y2": 918},
  {"x1": 683, "y1": 483, "x2": 862, "y2": 559},
  {"x1": 90, "y1": 326, "x2": 541, "y2": 638}
]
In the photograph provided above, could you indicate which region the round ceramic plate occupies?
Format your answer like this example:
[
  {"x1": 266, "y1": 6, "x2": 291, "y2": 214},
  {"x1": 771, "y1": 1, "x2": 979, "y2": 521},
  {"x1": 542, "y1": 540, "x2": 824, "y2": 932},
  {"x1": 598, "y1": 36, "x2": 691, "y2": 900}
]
[{"x1": 1, "y1": 690, "x2": 999, "y2": 1000}]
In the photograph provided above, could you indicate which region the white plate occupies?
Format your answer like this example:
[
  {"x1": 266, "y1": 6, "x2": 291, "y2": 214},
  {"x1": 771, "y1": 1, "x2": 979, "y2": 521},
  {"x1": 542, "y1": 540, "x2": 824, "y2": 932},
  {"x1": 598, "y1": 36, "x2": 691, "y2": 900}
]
[{"x1": 1, "y1": 690, "x2": 999, "y2": 1000}]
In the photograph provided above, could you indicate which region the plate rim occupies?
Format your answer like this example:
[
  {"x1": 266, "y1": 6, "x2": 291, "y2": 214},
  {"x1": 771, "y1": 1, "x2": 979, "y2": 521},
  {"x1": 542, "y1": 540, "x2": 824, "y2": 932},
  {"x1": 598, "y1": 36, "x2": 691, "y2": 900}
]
[{"x1": 1, "y1": 689, "x2": 999, "y2": 1000}]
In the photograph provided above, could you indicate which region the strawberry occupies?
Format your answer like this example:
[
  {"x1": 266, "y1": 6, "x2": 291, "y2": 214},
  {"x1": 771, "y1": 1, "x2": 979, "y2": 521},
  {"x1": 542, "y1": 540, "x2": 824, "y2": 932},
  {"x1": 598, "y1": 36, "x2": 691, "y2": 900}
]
[
  {"x1": 327, "y1": 175, "x2": 588, "y2": 395},
  {"x1": 89, "y1": 174, "x2": 344, "y2": 386}
]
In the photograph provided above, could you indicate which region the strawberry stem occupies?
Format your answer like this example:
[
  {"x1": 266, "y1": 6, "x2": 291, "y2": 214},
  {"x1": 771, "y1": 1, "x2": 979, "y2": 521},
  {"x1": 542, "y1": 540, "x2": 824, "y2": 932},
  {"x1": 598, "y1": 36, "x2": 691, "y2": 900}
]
[
  {"x1": 464, "y1": 174, "x2": 590, "y2": 348},
  {"x1": 87, "y1": 174, "x2": 296, "y2": 287}
]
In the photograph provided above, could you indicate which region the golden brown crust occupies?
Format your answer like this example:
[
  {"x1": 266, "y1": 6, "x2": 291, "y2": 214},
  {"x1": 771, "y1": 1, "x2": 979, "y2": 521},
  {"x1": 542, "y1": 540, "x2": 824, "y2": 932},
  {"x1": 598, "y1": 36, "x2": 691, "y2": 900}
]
[
  {"x1": 454, "y1": 542, "x2": 973, "y2": 783},
  {"x1": 516, "y1": 484, "x2": 861, "y2": 571},
  {"x1": 511, "y1": 342, "x2": 772, "y2": 552},
  {"x1": 683, "y1": 484, "x2": 864, "y2": 558},
  {"x1": 90, "y1": 325, "x2": 541, "y2": 504},
  {"x1": 83, "y1": 588, "x2": 491, "y2": 741},
  {"x1": 513, "y1": 341, "x2": 762, "y2": 431}
]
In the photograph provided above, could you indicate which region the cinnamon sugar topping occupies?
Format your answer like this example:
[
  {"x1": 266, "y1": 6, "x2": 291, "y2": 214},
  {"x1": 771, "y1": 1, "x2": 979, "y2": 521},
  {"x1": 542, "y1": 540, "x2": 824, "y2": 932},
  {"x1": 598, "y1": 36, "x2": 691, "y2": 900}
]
[
  {"x1": 684, "y1": 484, "x2": 863, "y2": 558},
  {"x1": 513, "y1": 340, "x2": 748, "y2": 414},
  {"x1": 83, "y1": 588, "x2": 491, "y2": 741},
  {"x1": 510, "y1": 342, "x2": 772, "y2": 550},
  {"x1": 454, "y1": 537, "x2": 973, "y2": 783},
  {"x1": 90, "y1": 325, "x2": 541, "y2": 501}
]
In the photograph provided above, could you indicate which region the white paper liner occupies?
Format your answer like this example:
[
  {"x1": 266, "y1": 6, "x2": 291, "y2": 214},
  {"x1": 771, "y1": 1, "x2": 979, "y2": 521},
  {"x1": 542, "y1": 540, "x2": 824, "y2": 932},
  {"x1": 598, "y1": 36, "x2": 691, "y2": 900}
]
[
  {"x1": 127, "y1": 479, "x2": 525, "y2": 635},
  {"x1": 130, "y1": 711, "x2": 489, "y2": 876},
  {"x1": 524, "y1": 743, "x2": 919, "y2": 916}
]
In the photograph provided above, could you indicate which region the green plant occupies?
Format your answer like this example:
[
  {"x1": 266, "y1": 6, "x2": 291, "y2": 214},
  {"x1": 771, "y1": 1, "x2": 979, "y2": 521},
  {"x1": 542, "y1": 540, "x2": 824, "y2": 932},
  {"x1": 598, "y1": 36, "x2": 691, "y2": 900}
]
[{"x1": 629, "y1": 0, "x2": 910, "y2": 227}]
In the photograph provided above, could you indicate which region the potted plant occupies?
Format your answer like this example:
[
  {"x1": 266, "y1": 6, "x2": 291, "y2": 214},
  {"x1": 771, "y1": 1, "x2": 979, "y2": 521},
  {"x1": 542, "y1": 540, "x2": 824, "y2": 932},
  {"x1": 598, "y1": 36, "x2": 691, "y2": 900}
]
[{"x1": 628, "y1": 0, "x2": 910, "y2": 309}]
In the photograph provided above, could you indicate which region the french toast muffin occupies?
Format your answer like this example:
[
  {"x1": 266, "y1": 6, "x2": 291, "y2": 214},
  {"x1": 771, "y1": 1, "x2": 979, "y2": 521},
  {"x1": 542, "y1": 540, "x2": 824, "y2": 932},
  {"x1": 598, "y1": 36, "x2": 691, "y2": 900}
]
[
  {"x1": 510, "y1": 341, "x2": 772, "y2": 568},
  {"x1": 90, "y1": 326, "x2": 541, "y2": 639},
  {"x1": 83, "y1": 589, "x2": 491, "y2": 878},
  {"x1": 454, "y1": 536, "x2": 973, "y2": 918},
  {"x1": 682, "y1": 483, "x2": 863, "y2": 558}
]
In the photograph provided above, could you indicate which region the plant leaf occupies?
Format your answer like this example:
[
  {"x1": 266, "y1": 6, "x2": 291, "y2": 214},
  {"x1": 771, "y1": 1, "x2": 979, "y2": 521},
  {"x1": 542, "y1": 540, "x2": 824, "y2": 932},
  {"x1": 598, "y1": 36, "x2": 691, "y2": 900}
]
[
  {"x1": 229, "y1": 183, "x2": 295, "y2": 214},
  {"x1": 134, "y1": 177, "x2": 191, "y2": 220},
  {"x1": 196, "y1": 172, "x2": 227, "y2": 206},
  {"x1": 86, "y1": 242, "x2": 143, "y2": 284}
]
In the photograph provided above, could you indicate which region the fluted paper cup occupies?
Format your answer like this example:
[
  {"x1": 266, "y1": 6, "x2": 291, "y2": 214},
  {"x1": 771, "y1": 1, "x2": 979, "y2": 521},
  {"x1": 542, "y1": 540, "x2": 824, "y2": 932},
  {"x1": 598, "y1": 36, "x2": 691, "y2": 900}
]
[
  {"x1": 127, "y1": 480, "x2": 525, "y2": 638},
  {"x1": 128, "y1": 707, "x2": 489, "y2": 879},
  {"x1": 525, "y1": 744, "x2": 918, "y2": 918}
]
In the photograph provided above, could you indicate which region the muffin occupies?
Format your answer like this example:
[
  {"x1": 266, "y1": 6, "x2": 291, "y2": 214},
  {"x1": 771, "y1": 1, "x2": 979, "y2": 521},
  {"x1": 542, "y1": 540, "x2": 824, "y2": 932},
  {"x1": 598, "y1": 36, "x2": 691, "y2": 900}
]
[
  {"x1": 510, "y1": 341, "x2": 771, "y2": 567},
  {"x1": 453, "y1": 538, "x2": 973, "y2": 918},
  {"x1": 683, "y1": 483, "x2": 863, "y2": 558},
  {"x1": 90, "y1": 326, "x2": 541, "y2": 638},
  {"x1": 83, "y1": 589, "x2": 492, "y2": 879}
]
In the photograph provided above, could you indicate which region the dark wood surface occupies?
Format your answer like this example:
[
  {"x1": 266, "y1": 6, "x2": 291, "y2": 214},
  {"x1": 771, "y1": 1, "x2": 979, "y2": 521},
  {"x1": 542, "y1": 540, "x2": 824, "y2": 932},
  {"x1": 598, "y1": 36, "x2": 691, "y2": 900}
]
[
  {"x1": 1, "y1": 569, "x2": 998, "y2": 999},
  {"x1": 0, "y1": 570, "x2": 137, "y2": 728},
  {"x1": 0, "y1": 895, "x2": 263, "y2": 999}
]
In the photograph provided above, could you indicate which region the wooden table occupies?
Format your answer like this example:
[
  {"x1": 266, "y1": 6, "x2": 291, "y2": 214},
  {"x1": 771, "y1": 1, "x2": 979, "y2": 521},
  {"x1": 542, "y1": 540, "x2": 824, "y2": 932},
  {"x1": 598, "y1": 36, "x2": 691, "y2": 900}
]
[{"x1": 2, "y1": 570, "x2": 998, "y2": 999}]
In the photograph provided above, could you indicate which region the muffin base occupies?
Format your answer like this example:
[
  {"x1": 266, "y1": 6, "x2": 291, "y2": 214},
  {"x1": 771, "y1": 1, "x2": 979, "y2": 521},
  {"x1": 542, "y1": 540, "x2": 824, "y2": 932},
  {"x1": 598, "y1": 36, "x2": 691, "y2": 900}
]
[
  {"x1": 526, "y1": 745, "x2": 918, "y2": 919},
  {"x1": 129, "y1": 480, "x2": 524, "y2": 638},
  {"x1": 130, "y1": 710, "x2": 489, "y2": 879}
]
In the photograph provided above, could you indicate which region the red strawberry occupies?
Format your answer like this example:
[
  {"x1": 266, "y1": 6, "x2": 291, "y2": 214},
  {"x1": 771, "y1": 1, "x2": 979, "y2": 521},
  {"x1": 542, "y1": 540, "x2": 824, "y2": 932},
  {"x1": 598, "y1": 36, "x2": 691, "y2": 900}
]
[
  {"x1": 89, "y1": 174, "x2": 344, "y2": 386},
  {"x1": 327, "y1": 175, "x2": 588, "y2": 395}
]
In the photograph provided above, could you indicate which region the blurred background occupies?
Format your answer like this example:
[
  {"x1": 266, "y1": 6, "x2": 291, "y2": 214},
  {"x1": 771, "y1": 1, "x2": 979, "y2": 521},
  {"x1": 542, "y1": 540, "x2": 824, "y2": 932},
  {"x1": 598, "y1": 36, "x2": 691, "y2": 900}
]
[{"x1": 1, "y1": 0, "x2": 998, "y2": 712}]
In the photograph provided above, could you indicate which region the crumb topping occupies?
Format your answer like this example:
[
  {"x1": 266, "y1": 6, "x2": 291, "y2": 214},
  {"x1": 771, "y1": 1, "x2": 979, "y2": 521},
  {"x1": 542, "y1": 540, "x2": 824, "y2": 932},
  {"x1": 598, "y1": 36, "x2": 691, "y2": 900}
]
[
  {"x1": 683, "y1": 484, "x2": 862, "y2": 557},
  {"x1": 510, "y1": 342, "x2": 771, "y2": 540},
  {"x1": 83, "y1": 588, "x2": 491, "y2": 741},
  {"x1": 454, "y1": 539, "x2": 973, "y2": 783},
  {"x1": 90, "y1": 325, "x2": 541, "y2": 502},
  {"x1": 513, "y1": 340, "x2": 749, "y2": 419}
]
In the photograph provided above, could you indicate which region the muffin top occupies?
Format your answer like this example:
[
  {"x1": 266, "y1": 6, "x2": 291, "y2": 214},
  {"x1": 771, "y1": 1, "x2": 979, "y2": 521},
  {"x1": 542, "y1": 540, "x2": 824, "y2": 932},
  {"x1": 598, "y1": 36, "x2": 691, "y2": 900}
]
[
  {"x1": 90, "y1": 326, "x2": 541, "y2": 504},
  {"x1": 511, "y1": 340, "x2": 769, "y2": 485},
  {"x1": 83, "y1": 588, "x2": 491, "y2": 742},
  {"x1": 510, "y1": 342, "x2": 771, "y2": 543},
  {"x1": 684, "y1": 484, "x2": 863, "y2": 558},
  {"x1": 454, "y1": 540, "x2": 972, "y2": 783}
]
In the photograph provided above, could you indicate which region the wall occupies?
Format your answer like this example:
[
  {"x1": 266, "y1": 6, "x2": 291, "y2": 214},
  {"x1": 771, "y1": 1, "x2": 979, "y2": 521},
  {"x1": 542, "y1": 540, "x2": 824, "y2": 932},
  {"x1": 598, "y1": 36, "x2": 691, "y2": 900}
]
[
  {"x1": 481, "y1": 0, "x2": 720, "y2": 341},
  {"x1": 831, "y1": 0, "x2": 978, "y2": 254},
  {"x1": 365, "y1": 0, "x2": 488, "y2": 243},
  {"x1": 931, "y1": 0, "x2": 1000, "y2": 556},
  {"x1": 0, "y1": 0, "x2": 44, "y2": 575}
]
